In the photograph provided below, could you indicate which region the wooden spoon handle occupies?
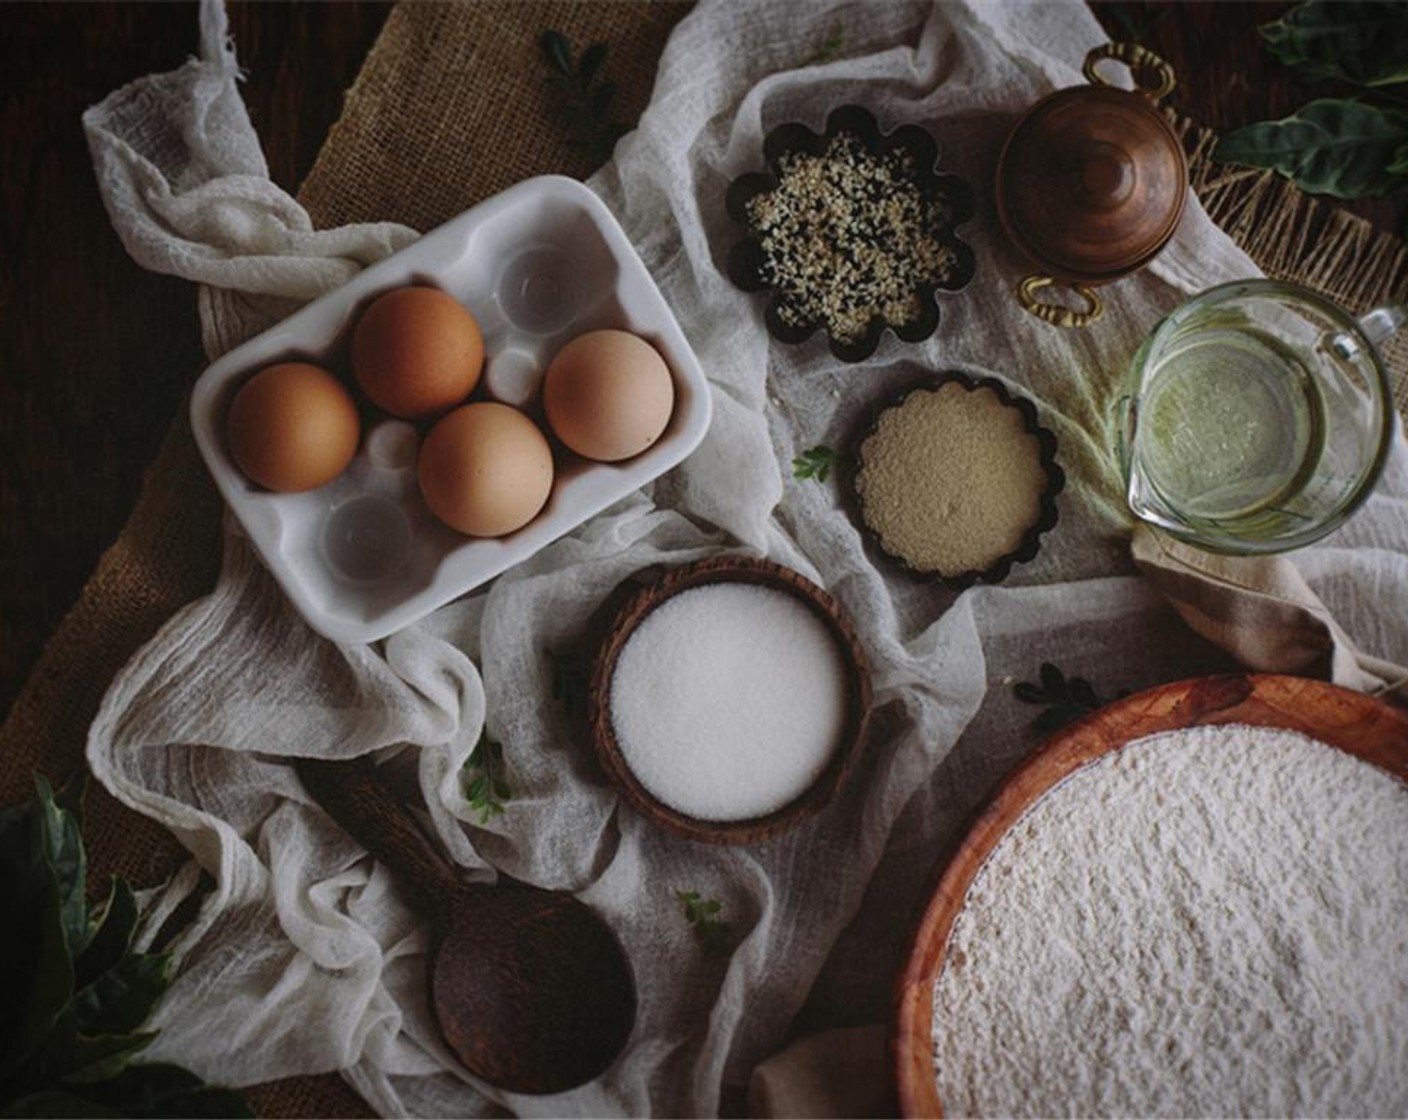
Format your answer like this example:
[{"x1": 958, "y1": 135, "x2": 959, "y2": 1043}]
[{"x1": 296, "y1": 755, "x2": 462, "y2": 915}]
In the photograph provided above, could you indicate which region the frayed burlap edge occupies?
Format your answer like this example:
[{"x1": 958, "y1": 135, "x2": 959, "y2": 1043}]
[
  {"x1": 1177, "y1": 118, "x2": 1408, "y2": 415},
  {"x1": 297, "y1": 0, "x2": 693, "y2": 235}
]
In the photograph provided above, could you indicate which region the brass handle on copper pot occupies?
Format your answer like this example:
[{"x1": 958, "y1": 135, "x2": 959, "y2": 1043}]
[
  {"x1": 1082, "y1": 42, "x2": 1177, "y2": 102},
  {"x1": 1016, "y1": 276, "x2": 1104, "y2": 328}
]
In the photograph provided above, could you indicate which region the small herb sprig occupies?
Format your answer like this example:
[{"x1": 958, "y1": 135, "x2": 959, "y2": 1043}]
[
  {"x1": 0, "y1": 776, "x2": 251, "y2": 1118},
  {"x1": 461, "y1": 730, "x2": 512, "y2": 825},
  {"x1": 677, "y1": 890, "x2": 734, "y2": 958},
  {"x1": 1014, "y1": 662, "x2": 1123, "y2": 732},
  {"x1": 792, "y1": 444, "x2": 842, "y2": 483},
  {"x1": 540, "y1": 30, "x2": 629, "y2": 165}
]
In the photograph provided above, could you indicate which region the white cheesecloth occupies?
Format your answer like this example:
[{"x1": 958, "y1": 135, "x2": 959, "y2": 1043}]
[{"x1": 81, "y1": 1, "x2": 1408, "y2": 1116}]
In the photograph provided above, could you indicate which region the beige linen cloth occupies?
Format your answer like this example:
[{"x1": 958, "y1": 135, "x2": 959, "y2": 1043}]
[{"x1": 79, "y1": 0, "x2": 1408, "y2": 1116}]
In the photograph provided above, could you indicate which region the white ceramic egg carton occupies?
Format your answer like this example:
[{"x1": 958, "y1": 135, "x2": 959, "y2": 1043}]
[{"x1": 191, "y1": 175, "x2": 712, "y2": 643}]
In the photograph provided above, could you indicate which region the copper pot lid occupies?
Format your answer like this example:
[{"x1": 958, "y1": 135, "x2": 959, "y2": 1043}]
[{"x1": 997, "y1": 50, "x2": 1188, "y2": 283}]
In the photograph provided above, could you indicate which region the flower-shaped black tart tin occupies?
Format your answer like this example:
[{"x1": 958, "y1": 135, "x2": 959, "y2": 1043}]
[
  {"x1": 726, "y1": 105, "x2": 976, "y2": 363},
  {"x1": 847, "y1": 370, "x2": 1064, "y2": 589}
]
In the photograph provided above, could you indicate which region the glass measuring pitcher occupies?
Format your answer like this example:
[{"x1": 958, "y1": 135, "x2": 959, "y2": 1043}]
[{"x1": 1116, "y1": 279, "x2": 1403, "y2": 554}]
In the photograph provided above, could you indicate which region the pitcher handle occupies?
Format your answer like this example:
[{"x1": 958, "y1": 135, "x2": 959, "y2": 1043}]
[
  {"x1": 1358, "y1": 303, "x2": 1407, "y2": 347},
  {"x1": 1017, "y1": 275, "x2": 1104, "y2": 328},
  {"x1": 1325, "y1": 302, "x2": 1407, "y2": 365},
  {"x1": 1083, "y1": 42, "x2": 1177, "y2": 103}
]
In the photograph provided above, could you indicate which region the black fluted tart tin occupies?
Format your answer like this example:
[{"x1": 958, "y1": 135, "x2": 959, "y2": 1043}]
[{"x1": 726, "y1": 105, "x2": 976, "y2": 363}]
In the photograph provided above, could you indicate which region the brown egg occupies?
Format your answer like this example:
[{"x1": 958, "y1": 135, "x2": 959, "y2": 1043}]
[
  {"x1": 418, "y1": 402, "x2": 554, "y2": 537},
  {"x1": 351, "y1": 286, "x2": 484, "y2": 420},
  {"x1": 225, "y1": 361, "x2": 360, "y2": 492},
  {"x1": 542, "y1": 329, "x2": 675, "y2": 462}
]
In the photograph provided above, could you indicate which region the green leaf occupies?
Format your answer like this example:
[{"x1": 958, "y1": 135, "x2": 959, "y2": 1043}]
[
  {"x1": 34, "y1": 778, "x2": 90, "y2": 961},
  {"x1": 1012, "y1": 681, "x2": 1048, "y2": 705},
  {"x1": 1261, "y1": 1, "x2": 1408, "y2": 87},
  {"x1": 539, "y1": 30, "x2": 573, "y2": 77},
  {"x1": 677, "y1": 890, "x2": 734, "y2": 958},
  {"x1": 72, "y1": 952, "x2": 171, "y2": 1039},
  {"x1": 1214, "y1": 98, "x2": 1408, "y2": 198},
  {"x1": 538, "y1": 29, "x2": 628, "y2": 169},
  {"x1": 0, "y1": 876, "x2": 75, "y2": 1081},
  {"x1": 460, "y1": 730, "x2": 511, "y2": 825},
  {"x1": 1015, "y1": 663, "x2": 1116, "y2": 732},
  {"x1": 0, "y1": 778, "x2": 251, "y2": 1120},
  {"x1": 792, "y1": 445, "x2": 840, "y2": 483},
  {"x1": 82, "y1": 1063, "x2": 253, "y2": 1119},
  {"x1": 73, "y1": 880, "x2": 138, "y2": 994},
  {"x1": 578, "y1": 42, "x2": 608, "y2": 86},
  {"x1": 0, "y1": 777, "x2": 87, "y2": 1076},
  {"x1": 20, "y1": 1017, "x2": 156, "y2": 1090},
  {"x1": 1067, "y1": 677, "x2": 1100, "y2": 709},
  {"x1": 1038, "y1": 662, "x2": 1066, "y2": 697}
]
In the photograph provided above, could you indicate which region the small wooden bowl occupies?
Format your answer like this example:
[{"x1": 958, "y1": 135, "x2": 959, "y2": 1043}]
[
  {"x1": 892, "y1": 673, "x2": 1408, "y2": 1117},
  {"x1": 588, "y1": 554, "x2": 872, "y2": 845}
]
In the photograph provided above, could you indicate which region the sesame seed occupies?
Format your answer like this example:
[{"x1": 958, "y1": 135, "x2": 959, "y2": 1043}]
[{"x1": 744, "y1": 131, "x2": 962, "y2": 346}]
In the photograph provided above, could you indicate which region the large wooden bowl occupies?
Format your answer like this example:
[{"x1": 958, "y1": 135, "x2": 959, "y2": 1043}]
[
  {"x1": 893, "y1": 673, "x2": 1408, "y2": 1117},
  {"x1": 589, "y1": 554, "x2": 871, "y2": 845}
]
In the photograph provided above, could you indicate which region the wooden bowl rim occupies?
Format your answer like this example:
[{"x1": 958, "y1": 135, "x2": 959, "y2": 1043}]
[
  {"x1": 892, "y1": 672, "x2": 1408, "y2": 1118},
  {"x1": 588, "y1": 554, "x2": 872, "y2": 845}
]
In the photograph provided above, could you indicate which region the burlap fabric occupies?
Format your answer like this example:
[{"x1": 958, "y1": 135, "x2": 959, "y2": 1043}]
[
  {"x1": 1, "y1": 2, "x2": 1403, "y2": 1116},
  {"x1": 1179, "y1": 121, "x2": 1408, "y2": 417}
]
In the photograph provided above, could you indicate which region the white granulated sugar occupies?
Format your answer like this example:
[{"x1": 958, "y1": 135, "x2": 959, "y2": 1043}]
[
  {"x1": 932, "y1": 723, "x2": 1408, "y2": 1118},
  {"x1": 608, "y1": 583, "x2": 849, "y2": 821}
]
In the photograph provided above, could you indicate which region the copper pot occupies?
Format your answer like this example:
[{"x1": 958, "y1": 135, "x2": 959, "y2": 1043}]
[{"x1": 996, "y1": 42, "x2": 1187, "y2": 328}]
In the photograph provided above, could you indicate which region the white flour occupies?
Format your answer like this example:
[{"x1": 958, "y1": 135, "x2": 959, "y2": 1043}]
[{"x1": 931, "y1": 723, "x2": 1408, "y2": 1118}]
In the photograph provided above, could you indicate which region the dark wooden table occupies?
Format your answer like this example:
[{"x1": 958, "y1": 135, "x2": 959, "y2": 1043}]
[
  {"x1": 2, "y1": 0, "x2": 1404, "y2": 725},
  {"x1": 2, "y1": 2, "x2": 391, "y2": 723}
]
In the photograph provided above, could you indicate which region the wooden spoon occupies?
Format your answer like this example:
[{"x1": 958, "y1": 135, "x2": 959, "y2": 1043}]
[{"x1": 296, "y1": 755, "x2": 636, "y2": 1096}]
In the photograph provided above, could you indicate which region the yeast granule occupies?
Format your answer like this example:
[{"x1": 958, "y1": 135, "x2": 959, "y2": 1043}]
[{"x1": 855, "y1": 381, "x2": 1047, "y2": 577}]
